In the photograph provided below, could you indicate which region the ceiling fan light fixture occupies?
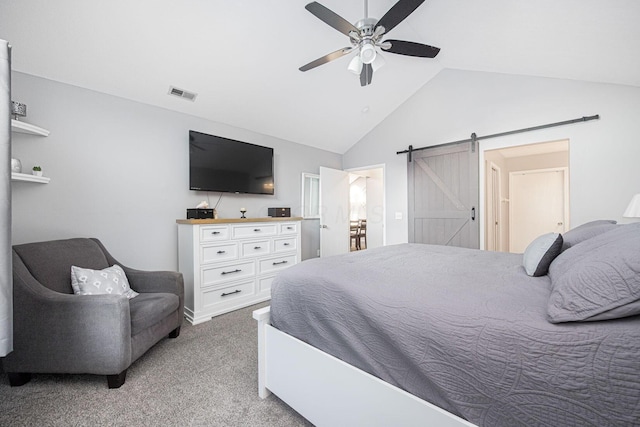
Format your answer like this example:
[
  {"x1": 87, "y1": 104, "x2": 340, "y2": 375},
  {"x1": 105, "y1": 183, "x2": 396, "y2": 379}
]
[
  {"x1": 360, "y1": 42, "x2": 376, "y2": 64},
  {"x1": 348, "y1": 55, "x2": 363, "y2": 75},
  {"x1": 299, "y1": 0, "x2": 438, "y2": 86},
  {"x1": 371, "y1": 52, "x2": 386, "y2": 72}
]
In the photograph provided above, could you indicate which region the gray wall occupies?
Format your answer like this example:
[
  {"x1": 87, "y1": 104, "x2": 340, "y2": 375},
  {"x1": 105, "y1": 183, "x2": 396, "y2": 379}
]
[
  {"x1": 343, "y1": 69, "x2": 640, "y2": 244},
  {"x1": 11, "y1": 72, "x2": 341, "y2": 270}
]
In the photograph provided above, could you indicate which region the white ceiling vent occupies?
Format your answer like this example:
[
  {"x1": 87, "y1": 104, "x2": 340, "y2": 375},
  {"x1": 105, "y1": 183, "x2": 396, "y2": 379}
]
[{"x1": 168, "y1": 86, "x2": 197, "y2": 101}]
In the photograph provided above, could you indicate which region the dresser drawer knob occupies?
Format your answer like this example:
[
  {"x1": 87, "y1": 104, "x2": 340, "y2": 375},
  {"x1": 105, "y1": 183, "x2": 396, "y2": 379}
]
[
  {"x1": 221, "y1": 269, "x2": 241, "y2": 275},
  {"x1": 287, "y1": 226, "x2": 293, "y2": 230},
  {"x1": 283, "y1": 243, "x2": 290, "y2": 246},
  {"x1": 254, "y1": 228, "x2": 261, "y2": 232},
  {"x1": 272, "y1": 260, "x2": 288, "y2": 266},
  {"x1": 217, "y1": 250, "x2": 226, "y2": 254},
  {"x1": 211, "y1": 231, "x2": 221, "y2": 235},
  {"x1": 254, "y1": 246, "x2": 262, "y2": 250},
  {"x1": 221, "y1": 289, "x2": 242, "y2": 297}
]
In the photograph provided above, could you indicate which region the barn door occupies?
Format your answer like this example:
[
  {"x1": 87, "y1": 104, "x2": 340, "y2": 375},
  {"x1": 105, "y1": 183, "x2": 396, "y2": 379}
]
[{"x1": 408, "y1": 141, "x2": 479, "y2": 248}]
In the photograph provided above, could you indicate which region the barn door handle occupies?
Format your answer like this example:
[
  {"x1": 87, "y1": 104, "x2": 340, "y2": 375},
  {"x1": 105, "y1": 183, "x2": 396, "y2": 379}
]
[{"x1": 471, "y1": 207, "x2": 476, "y2": 221}]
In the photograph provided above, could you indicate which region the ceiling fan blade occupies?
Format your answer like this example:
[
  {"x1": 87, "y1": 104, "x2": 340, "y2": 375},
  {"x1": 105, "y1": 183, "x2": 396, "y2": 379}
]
[
  {"x1": 360, "y1": 64, "x2": 373, "y2": 87},
  {"x1": 375, "y1": 0, "x2": 425, "y2": 34},
  {"x1": 299, "y1": 47, "x2": 353, "y2": 72},
  {"x1": 305, "y1": 2, "x2": 360, "y2": 37},
  {"x1": 381, "y1": 39, "x2": 440, "y2": 58}
]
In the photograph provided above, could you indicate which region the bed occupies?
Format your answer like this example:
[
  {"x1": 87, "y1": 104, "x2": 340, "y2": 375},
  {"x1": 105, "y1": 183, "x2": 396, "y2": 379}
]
[{"x1": 253, "y1": 221, "x2": 640, "y2": 426}]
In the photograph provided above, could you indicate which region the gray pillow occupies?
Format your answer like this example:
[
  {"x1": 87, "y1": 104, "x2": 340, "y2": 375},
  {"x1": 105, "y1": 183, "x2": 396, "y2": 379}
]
[
  {"x1": 523, "y1": 232, "x2": 563, "y2": 277},
  {"x1": 71, "y1": 264, "x2": 138, "y2": 299},
  {"x1": 547, "y1": 222, "x2": 640, "y2": 323},
  {"x1": 561, "y1": 220, "x2": 617, "y2": 251}
]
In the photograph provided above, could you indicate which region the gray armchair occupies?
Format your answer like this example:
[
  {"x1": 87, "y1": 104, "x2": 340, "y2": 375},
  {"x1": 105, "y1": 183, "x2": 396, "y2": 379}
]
[{"x1": 1, "y1": 238, "x2": 184, "y2": 388}]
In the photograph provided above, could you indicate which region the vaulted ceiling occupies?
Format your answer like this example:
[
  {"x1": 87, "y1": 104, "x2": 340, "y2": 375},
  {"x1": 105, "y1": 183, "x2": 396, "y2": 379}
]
[{"x1": 1, "y1": 0, "x2": 639, "y2": 154}]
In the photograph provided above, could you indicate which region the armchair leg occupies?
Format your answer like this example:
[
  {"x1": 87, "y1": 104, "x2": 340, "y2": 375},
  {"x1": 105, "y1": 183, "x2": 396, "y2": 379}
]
[
  {"x1": 168, "y1": 326, "x2": 181, "y2": 338},
  {"x1": 8, "y1": 372, "x2": 32, "y2": 387},
  {"x1": 107, "y1": 370, "x2": 127, "y2": 389}
]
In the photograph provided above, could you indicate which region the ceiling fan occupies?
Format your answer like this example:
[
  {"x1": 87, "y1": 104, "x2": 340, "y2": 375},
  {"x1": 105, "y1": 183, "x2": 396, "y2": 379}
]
[{"x1": 299, "y1": 0, "x2": 440, "y2": 86}]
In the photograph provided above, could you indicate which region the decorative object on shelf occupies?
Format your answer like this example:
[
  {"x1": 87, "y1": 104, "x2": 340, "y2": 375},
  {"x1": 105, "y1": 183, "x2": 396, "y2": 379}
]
[
  {"x1": 11, "y1": 101, "x2": 27, "y2": 120},
  {"x1": 11, "y1": 158, "x2": 22, "y2": 173},
  {"x1": 240, "y1": 208, "x2": 247, "y2": 219},
  {"x1": 32, "y1": 166, "x2": 42, "y2": 177}
]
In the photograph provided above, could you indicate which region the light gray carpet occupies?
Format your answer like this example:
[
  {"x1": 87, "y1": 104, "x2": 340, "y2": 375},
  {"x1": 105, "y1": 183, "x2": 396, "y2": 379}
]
[{"x1": 0, "y1": 302, "x2": 313, "y2": 426}]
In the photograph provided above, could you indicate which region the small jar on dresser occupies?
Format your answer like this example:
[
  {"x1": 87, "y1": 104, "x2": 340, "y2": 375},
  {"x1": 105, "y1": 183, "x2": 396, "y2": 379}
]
[{"x1": 176, "y1": 217, "x2": 302, "y2": 325}]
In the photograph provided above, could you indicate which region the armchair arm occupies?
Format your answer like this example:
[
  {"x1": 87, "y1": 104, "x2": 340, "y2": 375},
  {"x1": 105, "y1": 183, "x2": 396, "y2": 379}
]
[
  {"x1": 4, "y1": 258, "x2": 132, "y2": 375},
  {"x1": 90, "y1": 238, "x2": 184, "y2": 317},
  {"x1": 123, "y1": 268, "x2": 185, "y2": 322},
  {"x1": 122, "y1": 268, "x2": 184, "y2": 296}
]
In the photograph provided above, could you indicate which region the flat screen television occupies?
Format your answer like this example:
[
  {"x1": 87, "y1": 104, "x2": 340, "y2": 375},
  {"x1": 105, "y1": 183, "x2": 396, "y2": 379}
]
[{"x1": 189, "y1": 130, "x2": 274, "y2": 195}]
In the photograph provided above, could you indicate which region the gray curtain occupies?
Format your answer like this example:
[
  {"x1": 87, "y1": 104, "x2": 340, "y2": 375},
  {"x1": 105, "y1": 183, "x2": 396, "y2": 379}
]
[{"x1": 0, "y1": 39, "x2": 13, "y2": 356}]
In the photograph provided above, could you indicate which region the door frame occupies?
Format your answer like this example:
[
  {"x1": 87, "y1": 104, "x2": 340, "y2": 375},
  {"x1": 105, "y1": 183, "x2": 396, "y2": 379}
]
[
  {"x1": 485, "y1": 161, "x2": 502, "y2": 252},
  {"x1": 479, "y1": 139, "x2": 570, "y2": 249}
]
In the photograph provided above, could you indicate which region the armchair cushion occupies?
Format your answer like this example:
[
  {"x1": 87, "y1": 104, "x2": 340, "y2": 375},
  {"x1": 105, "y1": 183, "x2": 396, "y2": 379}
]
[
  {"x1": 71, "y1": 264, "x2": 139, "y2": 299},
  {"x1": 129, "y1": 293, "x2": 180, "y2": 336}
]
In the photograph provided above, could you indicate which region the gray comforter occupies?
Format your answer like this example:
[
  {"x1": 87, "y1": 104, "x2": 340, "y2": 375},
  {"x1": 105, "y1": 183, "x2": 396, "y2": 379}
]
[{"x1": 270, "y1": 244, "x2": 640, "y2": 427}]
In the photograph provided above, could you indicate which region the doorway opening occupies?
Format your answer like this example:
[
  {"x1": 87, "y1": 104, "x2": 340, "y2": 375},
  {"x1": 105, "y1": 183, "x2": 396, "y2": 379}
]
[
  {"x1": 484, "y1": 139, "x2": 569, "y2": 253},
  {"x1": 317, "y1": 165, "x2": 385, "y2": 258},
  {"x1": 348, "y1": 167, "x2": 384, "y2": 252},
  {"x1": 349, "y1": 166, "x2": 384, "y2": 251}
]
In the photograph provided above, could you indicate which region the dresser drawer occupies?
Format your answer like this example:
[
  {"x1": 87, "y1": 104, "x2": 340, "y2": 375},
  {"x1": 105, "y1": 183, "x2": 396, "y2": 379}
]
[
  {"x1": 232, "y1": 224, "x2": 277, "y2": 239},
  {"x1": 257, "y1": 276, "x2": 275, "y2": 292},
  {"x1": 240, "y1": 240, "x2": 271, "y2": 258},
  {"x1": 201, "y1": 243, "x2": 238, "y2": 264},
  {"x1": 259, "y1": 254, "x2": 297, "y2": 275},
  {"x1": 200, "y1": 226, "x2": 230, "y2": 242},
  {"x1": 273, "y1": 237, "x2": 297, "y2": 253},
  {"x1": 201, "y1": 280, "x2": 255, "y2": 308},
  {"x1": 202, "y1": 260, "x2": 255, "y2": 287},
  {"x1": 278, "y1": 223, "x2": 298, "y2": 235}
]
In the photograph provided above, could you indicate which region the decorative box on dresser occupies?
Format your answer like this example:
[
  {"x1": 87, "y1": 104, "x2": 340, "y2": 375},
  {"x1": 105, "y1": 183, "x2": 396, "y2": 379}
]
[{"x1": 177, "y1": 217, "x2": 302, "y2": 325}]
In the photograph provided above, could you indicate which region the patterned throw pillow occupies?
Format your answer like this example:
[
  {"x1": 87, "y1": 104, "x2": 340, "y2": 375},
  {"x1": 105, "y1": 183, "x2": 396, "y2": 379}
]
[{"x1": 71, "y1": 264, "x2": 138, "y2": 299}]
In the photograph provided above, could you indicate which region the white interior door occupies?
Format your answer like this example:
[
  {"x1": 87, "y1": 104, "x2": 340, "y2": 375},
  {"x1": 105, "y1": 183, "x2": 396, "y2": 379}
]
[
  {"x1": 320, "y1": 166, "x2": 350, "y2": 257},
  {"x1": 509, "y1": 168, "x2": 568, "y2": 253}
]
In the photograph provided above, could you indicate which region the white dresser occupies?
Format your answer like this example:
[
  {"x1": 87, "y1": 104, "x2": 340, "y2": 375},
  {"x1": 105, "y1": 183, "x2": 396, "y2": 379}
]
[{"x1": 177, "y1": 217, "x2": 302, "y2": 325}]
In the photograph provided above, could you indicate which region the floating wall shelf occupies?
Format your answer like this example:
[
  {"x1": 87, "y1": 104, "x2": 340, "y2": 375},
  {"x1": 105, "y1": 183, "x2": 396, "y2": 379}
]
[
  {"x1": 11, "y1": 119, "x2": 50, "y2": 137},
  {"x1": 11, "y1": 172, "x2": 50, "y2": 184}
]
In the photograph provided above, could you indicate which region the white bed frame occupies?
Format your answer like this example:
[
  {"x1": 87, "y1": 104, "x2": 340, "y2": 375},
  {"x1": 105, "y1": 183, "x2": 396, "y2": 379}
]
[{"x1": 253, "y1": 307, "x2": 477, "y2": 427}]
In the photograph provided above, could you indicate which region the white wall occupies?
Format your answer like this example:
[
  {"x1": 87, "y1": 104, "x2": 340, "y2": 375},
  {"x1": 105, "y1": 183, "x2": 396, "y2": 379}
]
[
  {"x1": 11, "y1": 72, "x2": 341, "y2": 270},
  {"x1": 343, "y1": 69, "x2": 640, "y2": 244}
]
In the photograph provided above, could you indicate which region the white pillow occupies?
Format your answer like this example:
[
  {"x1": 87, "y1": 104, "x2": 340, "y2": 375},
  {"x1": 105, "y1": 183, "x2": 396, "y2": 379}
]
[
  {"x1": 523, "y1": 232, "x2": 563, "y2": 277},
  {"x1": 71, "y1": 264, "x2": 138, "y2": 299}
]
